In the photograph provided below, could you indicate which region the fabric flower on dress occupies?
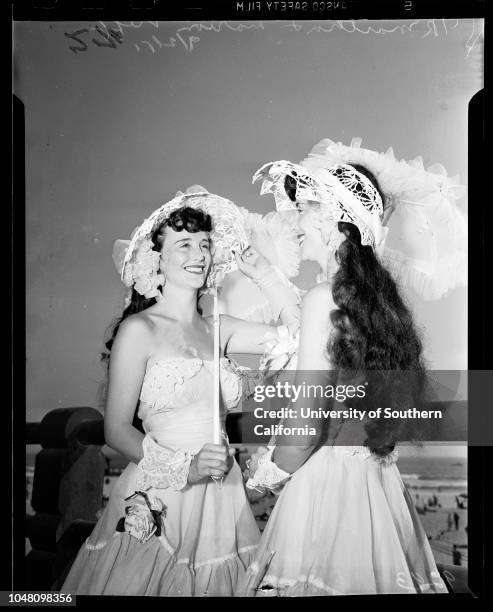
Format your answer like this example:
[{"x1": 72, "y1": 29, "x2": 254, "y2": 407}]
[{"x1": 116, "y1": 491, "x2": 166, "y2": 543}]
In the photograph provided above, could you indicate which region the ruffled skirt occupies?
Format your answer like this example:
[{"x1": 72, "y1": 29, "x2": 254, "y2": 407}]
[
  {"x1": 238, "y1": 446, "x2": 448, "y2": 596},
  {"x1": 62, "y1": 460, "x2": 260, "y2": 596}
]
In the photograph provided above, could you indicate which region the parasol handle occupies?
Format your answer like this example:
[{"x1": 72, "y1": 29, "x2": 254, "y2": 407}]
[{"x1": 213, "y1": 288, "x2": 221, "y2": 445}]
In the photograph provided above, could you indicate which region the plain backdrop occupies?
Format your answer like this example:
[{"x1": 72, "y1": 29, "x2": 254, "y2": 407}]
[{"x1": 14, "y1": 19, "x2": 481, "y2": 422}]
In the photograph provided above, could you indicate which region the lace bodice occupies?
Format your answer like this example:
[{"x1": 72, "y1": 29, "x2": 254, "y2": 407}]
[
  {"x1": 137, "y1": 356, "x2": 257, "y2": 453},
  {"x1": 139, "y1": 356, "x2": 252, "y2": 413}
]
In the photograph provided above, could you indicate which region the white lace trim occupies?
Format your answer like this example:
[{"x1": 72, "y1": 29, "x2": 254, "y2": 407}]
[
  {"x1": 300, "y1": 137, "x2": 467, "y2": 299},
  {"x1": 245, "y1": 446, "x2": 398, "y2": 493},
  {"x1": 176, "y1": 544, "x2": 258, "y2": 568},
  {"x1": 246, "y1": 447, "x2": 291, "y2": 492},
  {"x1": 259, "y1": 325, "x2": 299, "y2": 374},
  {"x1": 139, "y1": 356, "x2": 250, "y2": 413},
  {"x1": 139, "y1": 357, "x2": 203, "y2": 413},
  {"x1": 253, "y1": 160, "x2": 384, "y2": 249},
  {"x1": 85, "y1": 532, "x2": 120, "y2": 550},
  {"x1": 253, "y1": 160, "x2": 321, "y2": 214},
  {"x1": 334, "y1": 445, "x2": 399, "y2": 464},
  {"x1": 135, "y1": 435, "x2": 193, "y2": 490},
  {"x1": 85, "y1": 540, "x2": 107, "y2": 551},
  {"x1": 120, "y1": 192, "x2": 250, "y2": 295},
  {"x1": 253, "y1": 568, "x2": 447, "y2": 595},
  {"x1": 253, "y1": 570, "x2": 343, "y2": 596}
]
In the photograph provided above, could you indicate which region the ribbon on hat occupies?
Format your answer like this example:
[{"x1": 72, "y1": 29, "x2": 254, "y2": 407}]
[{"x1": 112, "y1": 239, "x2": 131, "y2": 278}]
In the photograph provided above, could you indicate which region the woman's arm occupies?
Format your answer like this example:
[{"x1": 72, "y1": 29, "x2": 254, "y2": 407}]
[
  {"x1": 221, "y1": 315, "x2": 282, "y2": 355},
  {"x1": 272, "y1": 283, "x2": 336, "y2": 473},
  {"x1": 221, "y1": 249, "x2": 300, "y2": 355},
  {"x1": 104, "y1": 316, "x2": 152, "y2": 464}
]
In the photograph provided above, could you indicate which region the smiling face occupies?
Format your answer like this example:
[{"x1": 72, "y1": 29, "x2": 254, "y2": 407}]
[
  {"x1": 295, "y1": 199, "x2": 333, "y2": 262},
  {"x1": 160, "y1": 227, "x2": 212, "y2": 290},
  {"x1": 282, "y1": 177, "x2": 344, "y2": 269},
  {"x1": 283, "y1": 177, "x2": 330, "y2": 263}
]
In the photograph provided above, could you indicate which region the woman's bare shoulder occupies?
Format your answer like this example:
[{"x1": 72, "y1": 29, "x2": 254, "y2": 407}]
[
  {"x1": 302, "y1": 282, "x2": 335, "y2": 311},
  {"x1": 113, "y1": 313, "x2": 156, "y2": 349}
]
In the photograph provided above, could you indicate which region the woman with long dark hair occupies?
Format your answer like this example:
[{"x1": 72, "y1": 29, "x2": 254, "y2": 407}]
[
  {"x1": 61, "y1": 189, "x2": 300, "y2": 596},
  {"x1": 239, "y1": 160, "x2": 448, "y2": 595}
]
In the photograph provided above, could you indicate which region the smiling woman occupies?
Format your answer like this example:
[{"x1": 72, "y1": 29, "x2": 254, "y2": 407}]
[
  {"x1": 157, "y1": 211, "x2": 212, "y2": 286},
  {"x1": 60, "y1": 190, "x2": 302, "y2": 596},
  {"x1": 177, "y1": 234, "x2": 211, "y2": 279},
  {"x1": 104, "y1": 207, "x2": 213, "y2": 357}
]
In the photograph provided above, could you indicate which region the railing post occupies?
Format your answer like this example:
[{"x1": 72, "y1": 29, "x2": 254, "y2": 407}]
[{"x1": 26, "y1": 407, "x2": 106, "y2": 589}]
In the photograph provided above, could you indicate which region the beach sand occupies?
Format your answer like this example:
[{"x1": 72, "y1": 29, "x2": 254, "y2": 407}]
[{"x1": 410, "y1": 487, "x2": 468, "y2": 567}]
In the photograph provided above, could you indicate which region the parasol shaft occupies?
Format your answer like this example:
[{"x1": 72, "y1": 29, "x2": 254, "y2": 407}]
[{"x1": 213, "y1": 289, "x2": 221, "y2": 445}]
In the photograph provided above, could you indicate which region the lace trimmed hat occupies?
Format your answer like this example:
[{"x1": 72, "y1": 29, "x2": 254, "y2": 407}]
[
  {"x1": 112, "y1": 186, "x2": 250, "y2": 306},
  {"x1": 253, "y1": 138, "x2": 467, "y2": 300}
]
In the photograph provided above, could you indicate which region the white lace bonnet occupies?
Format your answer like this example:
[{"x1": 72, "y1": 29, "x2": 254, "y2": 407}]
[
  {"x1": 253, "y1": 138, "x2": 467, "y2": 300},
  {"x1": 253, "y1": 158, "x2": 387, "y2": 254},
  {"x1": 112, "y1": 187, "x2": 249, "y2": 306}
]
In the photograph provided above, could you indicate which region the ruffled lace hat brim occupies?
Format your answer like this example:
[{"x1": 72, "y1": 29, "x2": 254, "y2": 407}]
[
  {"x1": 114, "y1": 188, "x2": 250, "y2": 302},
  {"x1": 301, "y1": 138, "x2": 467, "y2": 300}
]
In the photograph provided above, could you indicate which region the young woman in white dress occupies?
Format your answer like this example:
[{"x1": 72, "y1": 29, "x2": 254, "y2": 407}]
[
  {"x1": 240, "y1": 160, "x2": 449, "y2": 596},
  {"x1": 61, "y1": 190, "x2": 300, "y2": 597}
]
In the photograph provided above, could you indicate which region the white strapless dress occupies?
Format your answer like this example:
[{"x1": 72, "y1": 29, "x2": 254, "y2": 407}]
[
  {"x1": 62, "y1": 357, "x2": 260, "y2": 596},
  {"x1": 239, "y1": 444, "x2": 448, "y2": 596}
]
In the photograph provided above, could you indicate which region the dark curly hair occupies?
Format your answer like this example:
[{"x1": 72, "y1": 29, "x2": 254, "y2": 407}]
[{"x1": 286, "y1": 164, "x2": 426, "y2": 456}]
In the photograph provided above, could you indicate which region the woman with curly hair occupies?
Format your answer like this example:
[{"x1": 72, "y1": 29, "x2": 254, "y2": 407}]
[
  {"x1": 240, "y1": 161, "x2": 448, "y2": 595},
  {"x1": 61, "y1": 189, "x2": 300, "y2": 597}
]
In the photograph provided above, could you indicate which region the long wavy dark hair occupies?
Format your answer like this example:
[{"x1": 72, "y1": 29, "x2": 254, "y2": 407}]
[
  {"x1": 100, "y1": 207, "x2": 212, "y2": 426},
  {"x1": 286, "y1": 165, "x2": 426, "y2": 456}
]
